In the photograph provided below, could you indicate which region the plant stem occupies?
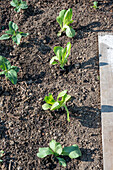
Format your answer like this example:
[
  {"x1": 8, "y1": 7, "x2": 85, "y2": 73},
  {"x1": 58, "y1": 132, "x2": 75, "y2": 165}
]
[{"x1": 63, "y1": 104, "x2": 70, "y2": 122}]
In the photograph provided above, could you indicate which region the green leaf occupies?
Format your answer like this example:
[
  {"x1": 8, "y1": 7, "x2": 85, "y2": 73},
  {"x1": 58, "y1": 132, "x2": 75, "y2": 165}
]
[
  {"x1": 49, "y1": 140, "x2": 62, "y2": 155},
  {"x1": 94, "y1": 1, "x2": 98, "y2": 6},
  {"x1": 56, "y1": 10, "x2": 66, "y2": 28},
  {"x1": 57, "y1": 157, "x2": 66, "y2": 167},
  {"x1": 12, "y1": 34, "x2": 22, "y2": 45},
  {"x1": 61, "y1": 47, "x2": 67, "y2": 64},
  {"x1": 0, "y1": 71, "x2": 6, "y2": 75},
  {"x1": 57, "y1": 32, "x2": 62, "y2": 37},
  {"x1": 0, "y1": 56, "x2": 11, "y2": 70},
  {"x1": 42, "y1": 103, "x2": 51, "y2": 110},
  {"x1": 10, "y1": 66, "x2": 19, "y2": 72},
  {"x1": 5, "y1": 30, "x2": 14, "y2": 35},
  {"x1": 66, "y1": 20, "x2": 74, "y2": 26},
  {"x1": 63, "y1": 42, "x2": 71, "y2": 65},
  {"x1": 44, "y1": 93, "x2": 55, "y2": 105},
  {"x1": 10, "y1": 1, "x2": 17, "y2": 7},
  {"x1": 9, "y1": 21, "x2": 14, "y2": 31},
  {"x1": 63, "y1": 8, "x2": 72, "y2": 26},
  {"x1": 8, "y1": 21, "x2": 18, "y2": 31},
  {"x1": 67, "y1": 42, "x2": 71, "y2": 55},
  {"x1": 66, "y1": 26, "x2": 75, "y2": 38},
  {"x1": 54, "y1": 46, "x2": 63, "y2": 56},
  {"x1": 50, "y1": 56, "x2": 58, "y2": 65},
  {"x1": 63, "y1": 94, "x2": 71, "y2": 103},
  {"x1": 0, "y1": 150, "x2": 4, "y2": 156},
  {"x1": 57, "y1": 90, "x2": 67, "y2": 100},
  {"x1": 0, "y1": 34, "x2": 10, "y2": 40},
  {"x1": 62, "y1": 144, "x2": 81, "y2": 158},
  {"x1": 15, "y1": 7, "x2": 21, "y2": 12},
  {"x1": 20, "y1": 3, "x2": 28, "y2": 9},
  {"x1": 50, "y1": 101, "x2": 60, "y2": 110},
  {"x1": 20, "y1": 32, "x2": 29, "y2": 36},
  {"x1": 54, "y1": 46, "x2": 63, "y2": 62},
  {"x1": 37, "y1": 147, "x2": 53, "y2": 158},
  {"x1": 12, "y1": 22, "x2": 18, "y2": 31},
  {"x1": 5, "y1": 69, "x2": 17, "y2": 84}
]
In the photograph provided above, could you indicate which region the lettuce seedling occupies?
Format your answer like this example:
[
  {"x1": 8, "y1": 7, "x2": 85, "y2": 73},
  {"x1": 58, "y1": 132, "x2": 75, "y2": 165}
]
[
  {"x1": 0, "y1": 21, "x2": 29, "y2": 45},
  {"x1": 91, "y1": 1, "x2": 99, "y2": 9},
  {"x1": 10, "y1": 0, "x2": 28, "y2": 13},
  {"x1": 56, "y1": 8, "x2": 75, "y2": 37},
  {"x1": 0, "y1": 150, "x2": 4, "y2": 163},
  {"x1": 50, "y1": 42, "x2": 71, "y2": 70},
  {"x1": 0, "y1": 56, "x2": 19, "y2": 84},
  {"x1": 37, "y1": 139, "x2": 81, "y2": 167},
  {"x1": 42, "y1": 90, "x2": 71, "y2": 122}
]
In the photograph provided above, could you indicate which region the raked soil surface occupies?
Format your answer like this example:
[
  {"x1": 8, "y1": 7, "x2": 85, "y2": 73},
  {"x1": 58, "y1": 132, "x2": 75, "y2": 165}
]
[{"x1": 0, "y1": 0, "x2": 113, "y2": 169}]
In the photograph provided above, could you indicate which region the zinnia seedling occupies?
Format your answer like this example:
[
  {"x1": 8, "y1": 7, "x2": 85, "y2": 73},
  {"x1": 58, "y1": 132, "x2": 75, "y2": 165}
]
[
  {"x1": 91, "y1": 1, "x2": 99, "y2": 9},
  {"x1": 56, "y1": 8, "x2": 75, "y2": 37},
  {"x1": 0, "y1": 56, "x2": 19, "y2": 84},
  {"x1": 0, "y1": 150, "x2": 4, "y2": 163},
  {"x1": 10, "y1": 0, "x2": 28, "y2": 13},
  {"x1": 50, "y1": 42, "x2": 71, "y2": 70},
  {"x1": 0, "y1": 21, "x2": 29, "y2": 45},
  {"x1": 42, "y1": 90, "x2": 71, "y2": 122},
  {"x1": 37, "y1": 139, "x2": 81, "y2": 167}
]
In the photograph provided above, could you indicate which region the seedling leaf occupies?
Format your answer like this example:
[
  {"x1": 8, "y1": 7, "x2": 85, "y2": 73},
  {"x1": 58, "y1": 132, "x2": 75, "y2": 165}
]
[
  {"x1": 0, "y1": 21, "x2": 29, "y2": 45},
  {"x1": 66, "y1": 26, "x2": 75, "y2": 38},
  {"x1": 57, "y1": 90, "x2": 67, "y2": 100},
  {"x1": 56, "y1": 8, "x2": 75, "y2": 37},
  {"x1": 37, "y1": 147, "x2": 53, "y2": 158},
  {"x1": 0, "y1": 34, "x2": 10, "y2": 40},
  {"x1": 49, "y1": 140, "x2": 62, "y2": 155},
  {"x1": 63, "y1": 8, "x2": 72, "y2": 26},
  {"x1": 51, "y1": 101, "x2": 60, "y2": 110},
  {"x1": 42, "y1": 103, "x2": 51, "y2": 110},
  {"x1": 62, "y1": 144, "x2": 82, "y2": 158},
  {"x1": 57, "y1": 157, "x2": 66, "y2": 167}
]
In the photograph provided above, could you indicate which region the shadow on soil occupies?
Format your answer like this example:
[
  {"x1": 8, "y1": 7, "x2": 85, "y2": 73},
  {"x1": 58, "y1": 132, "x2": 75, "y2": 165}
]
[
  {"x1": 20, "y1": 36, "x2": 51, "y2": 55},
  {"x1": 80, "y1": 148, "x2": 99, "y2": 162},
  {"x1": 0, "y1": 43, "x2": 14, "y2": 58},
  {"x1": 0, "y1": 119, "x2": 6, "y2": 139},
  {"x1": 75, "y1": 21, "x2": 111, "y2": 40},
  {"x1": 20, "y1": 5, "x2": 44, "y2": 25},
  {"x1": 62, "y1": 55, "x2": 99, "y2": 75},
  {"x1": 70, "y1": 103, "x2": 100, "y2": 128},
  {"x1": 18, "y1": 71, "x2": 46, "y2": 84},
  {"x1": 102, "y1": 105, "x2": 113, "y2": 112}
]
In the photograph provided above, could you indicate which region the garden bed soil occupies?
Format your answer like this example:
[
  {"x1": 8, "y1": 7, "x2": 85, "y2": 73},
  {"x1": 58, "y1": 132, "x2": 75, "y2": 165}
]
[{"x1": 0, "y1": 0, "x2": 113, "y2": 169}]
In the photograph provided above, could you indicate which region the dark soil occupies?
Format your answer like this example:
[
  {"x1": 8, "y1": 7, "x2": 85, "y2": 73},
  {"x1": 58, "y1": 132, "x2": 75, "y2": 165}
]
[{"x1": 0, "y1": 0, "x2": 113, "y2": 169}]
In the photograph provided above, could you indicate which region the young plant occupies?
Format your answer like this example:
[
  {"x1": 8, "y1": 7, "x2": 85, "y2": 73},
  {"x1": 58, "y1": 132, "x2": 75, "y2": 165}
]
[
  {"x1": 56, "y1": 8, "x2": 75, "y2": 37},
  {"x1": 50, "y1": 42, "x2": 71, "y2": 70},
  {"x1": 42, "y1": 90, "x2": 71, "y2": 122},
  {"x1": 91, "y1": 1, "x2": 99, "y2": 9},
  {"x1": 10, "y1": 0, "x2": 28, "y2": 13},
  {"x1": 0, "y1": 150, "x2": 4, "y2": 163},
  {"x1": 37, "y1": 139, "x2": 81, "y2": 167},
  {"x1": 0, "y1": 21, "x2": 29, "y2": 45},
  {"x1": 0, "y1": 56, "x2": 19, "y2": 84}
]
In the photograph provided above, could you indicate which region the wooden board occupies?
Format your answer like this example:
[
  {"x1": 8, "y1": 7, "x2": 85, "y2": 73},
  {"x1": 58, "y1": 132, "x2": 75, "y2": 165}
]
[{"x1": 98, "y1": 32, "x2": 113, "y2": 170}]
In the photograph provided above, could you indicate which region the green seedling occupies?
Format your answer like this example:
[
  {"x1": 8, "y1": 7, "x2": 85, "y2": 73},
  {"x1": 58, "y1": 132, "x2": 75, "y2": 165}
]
[
  {"x1": 91, "y1": 1, "x2": 99, "y2": 9},
  {"x1": 56, "y1": 8, "x2": 75, "y2": 37},
  {"x1": 10, "y1": 0, "x2": 28, "y2": 13},
  {"x1": 0, "y1": 56, "x2": 19, "y2": 84},
  {"x1": 0, "y1": 21, "x2": 29, "y2": 45},
  {"x1": 50, "y1": 42, "x2": 71, "y2": 70},
  {"x1": 42, "y1": 90, "x2": 71, "y2": 122},
  {"x1": 37, "y1": 139, "x2": 81, "y2": 167},
  {"x1": 0, "y1": 150, "x2": 4, "y2": 163}
]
